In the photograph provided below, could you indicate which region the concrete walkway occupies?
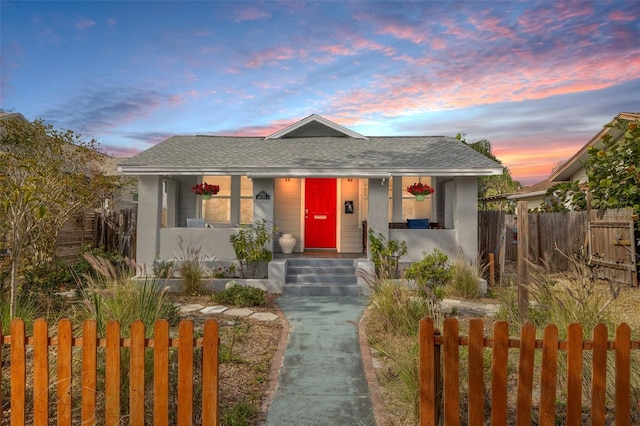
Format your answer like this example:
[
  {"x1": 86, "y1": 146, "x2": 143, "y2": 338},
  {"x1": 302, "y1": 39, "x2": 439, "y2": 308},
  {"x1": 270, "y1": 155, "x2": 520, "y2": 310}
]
[{"x1": 266, "y1": 296, "x2": 376, "y2": 426}]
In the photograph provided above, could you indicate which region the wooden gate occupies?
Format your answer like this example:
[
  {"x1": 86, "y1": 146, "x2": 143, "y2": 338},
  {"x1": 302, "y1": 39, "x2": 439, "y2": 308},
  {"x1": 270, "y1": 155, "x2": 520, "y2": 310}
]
[{"x1": 588, "y1": 208, "x2": 637, "y2": 286}]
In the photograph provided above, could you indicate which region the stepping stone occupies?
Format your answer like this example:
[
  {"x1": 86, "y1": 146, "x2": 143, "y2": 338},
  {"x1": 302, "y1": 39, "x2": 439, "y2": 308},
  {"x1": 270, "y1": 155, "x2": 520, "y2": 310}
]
[
  {"x1": 250, "y1": 312, "x2": 279, "y2": 322},
  {"x1": 179, "y1": 303, "x2": 204, "y2": 313},
  {"x1": 224, "y1": 308, "x2": 254, "y2": 317},
  {"x1": 200, "y1": 305, "x2": 228, "y2": 315}
]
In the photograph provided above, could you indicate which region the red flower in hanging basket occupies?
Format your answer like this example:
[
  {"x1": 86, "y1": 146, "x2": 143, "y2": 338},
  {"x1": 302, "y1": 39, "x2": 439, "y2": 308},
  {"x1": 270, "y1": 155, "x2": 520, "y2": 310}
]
[
  {"x1": 407, "y1": 181, "x2": 434, "y2": 196},
  {"x1": 191, "y1": 182, "x2": 220, "y2": 196}
]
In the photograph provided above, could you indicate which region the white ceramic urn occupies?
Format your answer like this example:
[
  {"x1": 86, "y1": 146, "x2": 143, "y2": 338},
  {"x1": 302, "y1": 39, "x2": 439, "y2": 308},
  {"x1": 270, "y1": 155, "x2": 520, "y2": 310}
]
[{"x1": 278, "y1": 233, "x2": 296, "y2": 254}]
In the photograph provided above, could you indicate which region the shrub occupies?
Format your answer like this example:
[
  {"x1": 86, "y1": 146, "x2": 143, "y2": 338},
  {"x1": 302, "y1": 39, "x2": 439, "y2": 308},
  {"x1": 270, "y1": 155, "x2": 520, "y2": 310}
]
[
  {"x1": 367, "y1": 280, "x2": 443, "y2": 424},
  {"x1": 368, "y1": 229, "x2": 407, "y2": 280},
  {"x1": 447, "y1": 255, "x2": 482, "y2": 299},
  {"x1": 404, "y1": 249, "x2": 452, "y2": 299},
  {"x1": 229, "y1": 220, "x2": 275, "y2": 279},
  {"x1": 153, "y1": 260, "x2": 175, "y2": 278},
  {"x1": 212, "y1": 285, "x2": 266, "y2": 307},
  {"x1": 497, "y1": 252, "x2": 640, "y2": 408},
  {"x1": 177, "y1": 237, "x2": 209, "y2": 295},
  {"x1": 72, "y1": 245, "x2": 127, "y2": 281},
  {"x1": 73, "y1": 254, "x2": 180, "y2": 422},
  {"x1": 0, "y1": 293, "x2": 39, "y2": 335},
  {"x1": 370, "y1": 280, "x2": 441, "y2": 337},
  {"x1": 22, "y1": 259, "x2": 74, "y2": 296},
  {"x1": 75, "y1": 254, "x2": 179, "y2": 333}
]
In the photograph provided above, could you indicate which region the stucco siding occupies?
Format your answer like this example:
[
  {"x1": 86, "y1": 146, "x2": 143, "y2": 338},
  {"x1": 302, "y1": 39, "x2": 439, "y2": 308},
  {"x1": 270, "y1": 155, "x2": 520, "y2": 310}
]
[
  {"x1": 391, "y1": 229, "x2": 457, "y2": 261},
  {"x1": 340, "y1": 178, "x2": 364, "y2": 253},
  {"x1": 274, "y1": 178, "x2": 302, "y2": 252}
]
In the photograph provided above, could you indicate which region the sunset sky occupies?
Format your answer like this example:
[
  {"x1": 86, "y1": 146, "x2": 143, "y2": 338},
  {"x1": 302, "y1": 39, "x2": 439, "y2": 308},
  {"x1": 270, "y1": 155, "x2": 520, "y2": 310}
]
[{"x1": 2, "y1": 1, "x2": 638, "y2": 185}]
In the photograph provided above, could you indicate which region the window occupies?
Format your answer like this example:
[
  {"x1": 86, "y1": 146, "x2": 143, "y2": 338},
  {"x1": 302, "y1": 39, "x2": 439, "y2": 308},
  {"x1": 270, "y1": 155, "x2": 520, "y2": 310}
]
[
  {"x1": 239, "y1": 176, "x2": 253, "y2": 224},
  {"x1": 401, "y1": 176, "x2": 432, "y2": 220},
  {"x1": 200, "y1": 175, "x2": 253, "y2": 225},
  {"x1": 202, "y1": 176, "x2": 230, "y2": 223}
]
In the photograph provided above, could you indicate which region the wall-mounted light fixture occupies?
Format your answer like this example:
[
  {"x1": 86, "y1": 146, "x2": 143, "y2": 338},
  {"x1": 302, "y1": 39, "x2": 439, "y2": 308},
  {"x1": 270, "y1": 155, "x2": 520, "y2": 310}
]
[
  {"x1": 285, "y1": 177, "x2": 290, "y2": 182},
  {"x1": 347, "y1": 178, "x2": 353, "y2": 182}
]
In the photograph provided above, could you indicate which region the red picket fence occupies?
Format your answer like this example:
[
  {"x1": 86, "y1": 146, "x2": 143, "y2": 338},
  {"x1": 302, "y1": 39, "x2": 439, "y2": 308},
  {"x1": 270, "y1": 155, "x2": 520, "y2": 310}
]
[
  {"x1": 1, "y1": 318, "x2": 219, "y2": 425},
  {"x1": 419, "y1": 317, "x2": 639, "y2": 425}
]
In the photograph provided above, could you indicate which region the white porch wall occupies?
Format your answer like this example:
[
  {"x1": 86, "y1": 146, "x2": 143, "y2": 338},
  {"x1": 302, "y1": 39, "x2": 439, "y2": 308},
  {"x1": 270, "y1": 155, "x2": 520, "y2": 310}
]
[
  {"x1": 392, "y1": 229, "x2": 457, "y2": 260},
  {"x1": 159, "y1": 228, "x2": 237, "y2": 260},
  {"x1": 136, "y1": 175, "x2": 163, "y2": 270}
]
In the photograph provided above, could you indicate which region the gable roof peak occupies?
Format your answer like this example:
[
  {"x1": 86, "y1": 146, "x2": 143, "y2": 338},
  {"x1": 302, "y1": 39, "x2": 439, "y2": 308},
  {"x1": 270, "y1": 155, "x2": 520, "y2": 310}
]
[{"x1": 265, "y1": 114, "x2": 368, "y2": 140}]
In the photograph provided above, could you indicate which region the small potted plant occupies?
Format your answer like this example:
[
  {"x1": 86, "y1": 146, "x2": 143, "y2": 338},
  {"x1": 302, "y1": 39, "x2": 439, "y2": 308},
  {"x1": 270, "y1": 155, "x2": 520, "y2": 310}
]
[
  {"x1": 191, "y1": 182, "x2": 220, "y2": 200},
  {"x1": 407, "y1": 179, "x2": 434, "y2": 202}
]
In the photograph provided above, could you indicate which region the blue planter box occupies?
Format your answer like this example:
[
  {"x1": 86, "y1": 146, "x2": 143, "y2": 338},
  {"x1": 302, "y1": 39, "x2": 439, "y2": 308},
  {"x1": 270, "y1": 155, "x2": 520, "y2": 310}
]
[{"x1": 407, "y1": 219, "x2": 429, "y2": 229}]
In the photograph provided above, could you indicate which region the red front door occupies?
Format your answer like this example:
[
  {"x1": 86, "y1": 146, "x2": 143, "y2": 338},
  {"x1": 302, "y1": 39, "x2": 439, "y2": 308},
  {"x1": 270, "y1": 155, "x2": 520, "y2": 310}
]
[{"x1": 305, "y1": 178, "x2": 337, "y2": 249}]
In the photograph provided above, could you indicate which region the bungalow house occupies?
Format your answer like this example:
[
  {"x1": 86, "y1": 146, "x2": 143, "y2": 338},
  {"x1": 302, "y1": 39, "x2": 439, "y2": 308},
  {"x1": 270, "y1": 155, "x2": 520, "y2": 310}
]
[
  {"x1": 507, "y1": 111, "x2": 640, "y2": 210},
  {"x1": 118, "y1": 114, "x2": 502, "y2": 292}
]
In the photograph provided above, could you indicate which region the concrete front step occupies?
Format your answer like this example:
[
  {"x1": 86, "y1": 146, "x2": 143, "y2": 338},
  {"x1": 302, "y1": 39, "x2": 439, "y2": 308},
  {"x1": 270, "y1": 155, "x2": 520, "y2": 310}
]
[
  {"x1": 283, "y1": 258, "x2": 360, "y2": 296},
  {"x1": 286, "y1": 266, "x2": 356, "y2": 275},
  {"x1": 285, "y1": 274, "x2": 356, "y2": 285},
  {"x1": 282, "y1": 284, "x2": 361, "y2": 296}
]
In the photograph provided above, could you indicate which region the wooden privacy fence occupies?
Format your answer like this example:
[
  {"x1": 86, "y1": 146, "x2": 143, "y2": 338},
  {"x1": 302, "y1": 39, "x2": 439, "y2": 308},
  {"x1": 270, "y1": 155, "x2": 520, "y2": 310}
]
[
  {"x1": 419, "y1": 317, "x2": 638, "y2": 425},
  {"x1": 2, "y1": 318, "x2": 219, "y2": 425},
  {"x1": 479, "y1": 208, "x2": 637, "y2": 285},
  {"x1": 479, "y1": 210, "x2": 589, "y2": 271}
]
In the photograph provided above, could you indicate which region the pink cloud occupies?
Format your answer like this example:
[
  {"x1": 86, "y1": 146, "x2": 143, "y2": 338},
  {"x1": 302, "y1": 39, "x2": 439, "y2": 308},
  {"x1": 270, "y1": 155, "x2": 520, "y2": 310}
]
[
  {"x1": 76, "y1": 17, "x2": 96, "y2": 31},
  {"x1": 246, "y1": 46, "x2": 296, "y2": 68},
  {"x1": 609, "y1": 10, "x2": 636, "y2": 21},
  {"x1": 377, "y1": 23, "x2": 427, "y2": 44},
  {"x1": 326, "y1": 43, "x2": 640, "y2": 120},
  {"x1": 468, "y1": 16, "x2": 517, "y2": 41},
  {"x1": 430, "y1": 38, "x2": 447, "y2": 50},
  {"x1": 573, "y1": 23, "x2": 600, "y2": 36},
  {"x1": 106, "y1": 145, "x2": 143, "y2": 157},
  {"x1": 232, "y1": 7, "x2": 270, "y2": 22}
]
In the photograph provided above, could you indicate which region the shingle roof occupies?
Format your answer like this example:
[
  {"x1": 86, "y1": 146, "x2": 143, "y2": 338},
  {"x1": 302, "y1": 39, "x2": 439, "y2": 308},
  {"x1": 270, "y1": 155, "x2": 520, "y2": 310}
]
[{"x1": 119, "y1": 135, "x2": 503, "y2": 177}]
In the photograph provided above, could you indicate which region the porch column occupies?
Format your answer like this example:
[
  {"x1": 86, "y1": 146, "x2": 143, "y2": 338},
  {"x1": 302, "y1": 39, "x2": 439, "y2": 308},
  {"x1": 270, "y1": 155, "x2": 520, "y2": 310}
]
[
  {"x1": 367, "y1": 178, "x2": 390, "y2": 256},
  {"x1": 453, "y1": 176, "x2": 478, "y2": 262},
  {"x1": 136, "y1": 175, "x2": 163, "y2": 272},
  {"x1": 252, "y1": 178, "x2": 276, "y2": 249},
  {"x1": 391, "y1": 175, "x2": 403, "y2": 222},
  {"x1": 165, "y1": 179, "x2": 177, "y2": 227},
  {"x1": 230, "y1": 175, "x2": 241, "y2": 225}
]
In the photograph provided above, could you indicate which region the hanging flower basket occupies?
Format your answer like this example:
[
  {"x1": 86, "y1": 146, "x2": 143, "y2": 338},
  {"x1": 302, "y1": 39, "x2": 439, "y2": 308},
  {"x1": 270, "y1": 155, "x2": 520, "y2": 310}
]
[
  {"x1": 407, "y1": 179, "x2": 434, "y2": 202},
  {"x1": 191, "y1": 182, "x2": 220, "y2": 199}
]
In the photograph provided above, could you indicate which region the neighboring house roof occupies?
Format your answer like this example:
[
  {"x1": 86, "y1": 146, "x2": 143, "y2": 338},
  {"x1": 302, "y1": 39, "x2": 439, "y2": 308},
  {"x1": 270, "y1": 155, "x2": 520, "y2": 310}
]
[
  {"x1": 506, "y1": 179, "x2": 563, "y2": 201},
  {"x1": 549, "y1": 111, "x2": 640, "y2": 182},
  {"x1": 119, "y1": 115, "x2": 503, "y2": 177},
  {"x1": 0, "y1": 112, "x2": 27, "y2": 122}
]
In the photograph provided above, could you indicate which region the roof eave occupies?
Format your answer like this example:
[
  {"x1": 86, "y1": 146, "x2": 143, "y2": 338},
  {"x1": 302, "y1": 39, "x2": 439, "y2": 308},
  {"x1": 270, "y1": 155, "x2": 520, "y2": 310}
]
[
  {"x1": 507, "y1": 190, "x2": 548, "y2": 200},
  {"x1": 118, "y1": 165, "x2": 503, "y2": 177}
]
